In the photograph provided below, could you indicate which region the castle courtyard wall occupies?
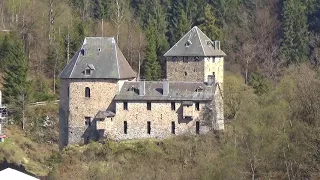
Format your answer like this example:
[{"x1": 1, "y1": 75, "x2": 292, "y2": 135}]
[{"x1": 97, "y1": 101, "x2": 210, "y2": 140}]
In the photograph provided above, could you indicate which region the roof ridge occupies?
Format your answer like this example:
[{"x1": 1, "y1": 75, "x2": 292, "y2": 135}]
[
  {"x1": 164, "y1": 27, "x2": 195, "y2": 56},
  {"x1": 114, "y1": 39, "x2": 120, "y2": 79},
  {"x1": 195, "y1": 27, "x2": 206, "y2": 56}
]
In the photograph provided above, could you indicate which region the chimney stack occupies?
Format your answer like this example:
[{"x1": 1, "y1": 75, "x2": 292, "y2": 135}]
[
  {"x1": 139, "y1": 79, "x2": 145, "y2": 96},
  {"x1": 214, "y1": 41, "x2": 220, "y2": 50},
  {"x1": 163, "y1": 79, "x2": 169, "y2": 96},
  {"x1": 207, "y1": 75, "x2": 216, "y2": 86}
]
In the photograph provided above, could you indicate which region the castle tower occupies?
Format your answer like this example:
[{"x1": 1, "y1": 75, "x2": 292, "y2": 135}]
[
  {"x1": 164, "y1": 26, "x2": 226, "y2": 130},
  {"x1": 58, "y1": 37, "x2": 136, "y2": 149},
  {"x1": 164, "y1": 26, "x2": 226, "y2": 85}
]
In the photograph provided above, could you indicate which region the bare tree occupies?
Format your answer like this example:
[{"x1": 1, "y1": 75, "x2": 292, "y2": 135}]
[
  {"x1": 48, "y1": 0, "x2": 63, "y2": 44},
  {"x1": 110, "y1": 0, "x2": 126, "y2": 44}
]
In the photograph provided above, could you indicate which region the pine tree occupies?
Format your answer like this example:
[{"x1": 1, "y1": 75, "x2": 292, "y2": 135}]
[
  {"x1": 144, "y1": 25, "x2": 161, "y2": 81},
  {"x1": 0, "y1": 35, "x2": 10, "y2": 70},
  {"x1": 281, "y1": 0, "x2": 309, "y2": 64},
  {"x1": 2, "y1": 40, "x2": 29, "y2": 130},
  {"x1": 199, "y1": 4, "x2": 223, "y2": 40},
  {"x1": 168, "y1": 1, "x2": 190, "y2": 45}
]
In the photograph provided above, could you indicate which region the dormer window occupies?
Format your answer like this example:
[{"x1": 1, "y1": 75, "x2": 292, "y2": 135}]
[
  {"x1": 127, "y1": 86, "x2": 135, "y2": 91},
  {"x1": 185, "y1": 40, "x2": 192, "y2": 47},
  {"x1": 84, "y1": 64, "x2": 95, "y2": 76},
  {"x1": 85, "y1": 69, "x2": 91, "y2": 75},
  {"x1": 196, "y1": 86, "x2": 203, "y2": 92},
  {"x1": 206, "y1": 40, "x2": 213, "y2": 47}
]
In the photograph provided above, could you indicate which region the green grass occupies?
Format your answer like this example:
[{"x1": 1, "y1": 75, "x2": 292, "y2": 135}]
[{"x1": 0, "y1": 125, "x2": 59, "y2": 176}]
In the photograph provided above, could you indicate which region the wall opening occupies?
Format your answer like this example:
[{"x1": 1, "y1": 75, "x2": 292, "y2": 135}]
[
  {"x1": 124, "y1": 121, "x2": 128, "y2": 134},
  {"x1": 123, "y1": 102, "x2": 128, "y2": 110},
  {"x1": 183, "y1": 57, "x2": 188, "y2": 63},
  {"x1": 147, "y1": 121, "x2": 151, "y2": 134},
  {"x1": 85, "y1": 87, "x2": 90, "y2": 98},
  {"x1": 171, "y1": 121, "x2": 175, "y2": 134},
  {"x1": 184, "y1": 72, "x2": 188, "y2": 76},
  {"x1": 85, "y1": 117, "x2": 91, "y2": 126},
  {"x1": 147, "y1": 102, "x2": 151, "y2": 110},
  {"x1": 196, "y1": 121, "x2": 200, "y2": 134},
  {"x1": 171, "y1": 102, "x2": 176, "y2": 111},
  {"x1": 195, "y1": 102, "x2": 200, "y2": 111}
]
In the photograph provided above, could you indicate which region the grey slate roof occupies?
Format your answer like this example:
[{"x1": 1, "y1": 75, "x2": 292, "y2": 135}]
[
  {"x1": 95, "y1": 111, "x2": 115, "y2": 119},
  {"x1": 114, "y1": 81, "x2": 214, "y2": 101},
  {"x1": 59, "y1": 37, "x2": 136, "y2": 79},
  {"x1": 164, "y1": 26, "x2": 226, "y2": 57}
]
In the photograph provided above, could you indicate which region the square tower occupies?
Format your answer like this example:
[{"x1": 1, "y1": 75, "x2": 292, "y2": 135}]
[
  {"x1": 58, "y1": 37, "x2": 136, "y2": 149},
  {"x1": 164, "y1": 26, "x2": 226, "y2": 84}
]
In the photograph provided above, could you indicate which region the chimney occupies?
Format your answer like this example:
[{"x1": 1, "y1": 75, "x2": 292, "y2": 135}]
[
  {"x1": 139, "y1": 79, "x2": 145, "y2": 96},
  {"x1": 214, "y1": 41, "x2": 220, "y2": 50},
  {"x1": 207, "y1": 75, "x2": 216, "y2": 86},
  {"x1": 163, "y1": 79, "x2": 169, "y2": 96}
]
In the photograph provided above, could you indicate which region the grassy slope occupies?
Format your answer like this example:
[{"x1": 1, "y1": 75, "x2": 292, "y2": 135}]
[
  {"x1": 48, "y1": 134, "x2": 220, "y2": 180},
  {"x1": 0, "y1": 125, "x2": 59, "y2": 176}
]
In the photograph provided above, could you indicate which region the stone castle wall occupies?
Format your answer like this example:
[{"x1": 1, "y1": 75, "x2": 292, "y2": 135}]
[
  {"x1": 67, "y1": 79, "x2": 119, "y2": 144},
  {"x1": 204, "y1": 56, "x2": 224, "y2": 86},
  {"x1": 166, "y1": 57, "x2": 204, "y2": 81},
  {"x1": 97, "y1": 101, "x2": 210, "y2": 140},
  {"x1": 59, "y1": 79, "x2": 70, "y2": 150}
]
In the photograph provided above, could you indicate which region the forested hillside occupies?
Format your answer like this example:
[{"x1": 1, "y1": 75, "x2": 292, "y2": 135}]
[{"x1": 1, "y1": 0, "x2": 320, "y2": 179}]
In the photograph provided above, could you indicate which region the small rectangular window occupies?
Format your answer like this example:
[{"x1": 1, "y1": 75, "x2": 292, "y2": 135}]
[
  {"x1": 183, "y1": 56, "x2": 188, "y2": 63},
  {"x1": 147, "y1": 102, "x2": 151, "y2": 110},
  {"x1": 147, "y1": 121, "x2": 151, "y2": 134},
  {"x1": 195, "y1": 102, "x2": 200, "y2": 111},
  {"x1": 85, "y1": 69, "x2": 91, "y2": 75},
  {"x1": 85, "y1": 117, "x2": 91, "y2": 126},
  {"x1": 171, "y1": 102, "x2": 176, "y2": 111},
  {"x1": 123, "y1": 102, "x2": 128, "y2": 110},
  {"x1": 196, "y1": 121, "x2": 200, "y2": 134},
  {"x1": 172, "y1": 121, "x2": 175, "y2": 134},
  {"x1": 124, "y1": 121, "x2": 127, "y2": 134}
]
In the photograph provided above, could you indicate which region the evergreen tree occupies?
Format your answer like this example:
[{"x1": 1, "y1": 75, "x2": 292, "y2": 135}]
[
  {"x1": 281, "y1": 0, "x2": 309, "y2": 64},
  {"x1": 144, "y1": 26, "x2": 161, "y2": 81},
  {"x1": 0, "y1": 35, "x2": 10, "y2": 70},
  {"x1": 168, "y1": 1, "x2": 190, "y2": 45},
  {"x1": 199, "y1": 4, "x2": 223, "y2": 41},
  {"x1": 2, "y1": 40, "x2": 29, "y2": 130}
]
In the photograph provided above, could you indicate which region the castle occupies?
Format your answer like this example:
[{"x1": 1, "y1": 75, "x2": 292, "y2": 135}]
[{"x1": 59, "y1": 26, "x2": 226, "y2": 149}]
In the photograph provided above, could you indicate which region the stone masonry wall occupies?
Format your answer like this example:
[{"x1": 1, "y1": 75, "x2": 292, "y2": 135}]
[
  {"x1": 68, "y1": 79, "x2": 119, "y2": 144},
  {"x1": 204, "y1": 57, "x2": 224, "y2": 85},
  {"x1": 166, "y1": 57, "x2": 204, "y2": 81},
  {"x1": 97, "y1": 101, "x2": 210, "y2": 140},
  {"x1": 59, "y1": 79, "x2": 70, "y2": 150}
]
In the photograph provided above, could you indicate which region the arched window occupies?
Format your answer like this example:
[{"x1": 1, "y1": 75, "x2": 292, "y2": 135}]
[{"x1": 85, "y1": 87, "x2": 90, "y2": 98}]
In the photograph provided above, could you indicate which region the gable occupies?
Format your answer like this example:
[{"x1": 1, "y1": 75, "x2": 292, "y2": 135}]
[
  {"x1": 59, "y1": 37, "x2": 136, "y2": 79},
  {"x1": 164, "y1": 26, "x2": 226, "y2": 57}
]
